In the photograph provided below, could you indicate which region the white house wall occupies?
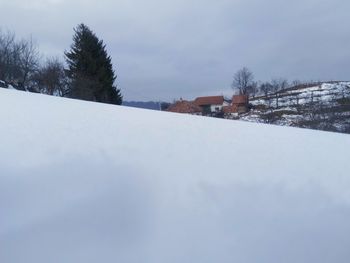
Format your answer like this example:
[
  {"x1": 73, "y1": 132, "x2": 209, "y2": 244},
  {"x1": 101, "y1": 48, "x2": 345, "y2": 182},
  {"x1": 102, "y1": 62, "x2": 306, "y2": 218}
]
[{"x1": 210, "y1": 104, "x2": 223, "y2": 112}]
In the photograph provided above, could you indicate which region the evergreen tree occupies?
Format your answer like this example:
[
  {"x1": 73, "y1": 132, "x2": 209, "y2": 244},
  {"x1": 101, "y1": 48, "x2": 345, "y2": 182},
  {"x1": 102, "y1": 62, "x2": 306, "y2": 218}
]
[{"x1": 65, "y1": 24, "x2": 122, "y2": 104}]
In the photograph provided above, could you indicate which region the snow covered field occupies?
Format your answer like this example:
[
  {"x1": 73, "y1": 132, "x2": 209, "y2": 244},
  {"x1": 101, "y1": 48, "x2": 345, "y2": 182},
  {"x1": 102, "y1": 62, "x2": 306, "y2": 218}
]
[{"x1": 1, "y1": 88, "x2": 350, "y2": 263}]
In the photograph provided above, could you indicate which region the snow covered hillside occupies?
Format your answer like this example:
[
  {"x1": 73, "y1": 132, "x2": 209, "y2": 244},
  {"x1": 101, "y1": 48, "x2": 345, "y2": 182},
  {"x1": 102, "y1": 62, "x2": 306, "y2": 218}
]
[
  {"x1": 1, "y1": 88, "x2": 350, "y2": 263},
  {"x1": 242, "y1": 82, "x2": 350, "y2": 133}
]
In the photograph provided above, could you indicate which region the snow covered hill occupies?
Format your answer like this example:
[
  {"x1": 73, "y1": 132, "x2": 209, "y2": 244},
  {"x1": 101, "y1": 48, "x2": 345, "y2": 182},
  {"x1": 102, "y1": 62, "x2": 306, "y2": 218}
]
[
  {"x1": 1, "y1": 88, "x2": 350, "y2": 263},
  {"x1": 242, "y1": 81, "x2": 350, "y2": 133}
]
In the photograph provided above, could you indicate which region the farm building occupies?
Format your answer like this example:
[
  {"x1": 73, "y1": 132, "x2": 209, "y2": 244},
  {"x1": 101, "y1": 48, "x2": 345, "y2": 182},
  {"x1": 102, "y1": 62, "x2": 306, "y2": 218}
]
[
  {"x1": 166, "y1": 99, "x2": 202, "y2": 114},
  {"x1": 193, "y1": 96, "x2": 227, "y2": 114},
  {"x1": 223, "y1": 95, "x2": 249, "y2": 116},
  {"x1": 167, "y1": 95, "x2": 249, "y2": 117}
]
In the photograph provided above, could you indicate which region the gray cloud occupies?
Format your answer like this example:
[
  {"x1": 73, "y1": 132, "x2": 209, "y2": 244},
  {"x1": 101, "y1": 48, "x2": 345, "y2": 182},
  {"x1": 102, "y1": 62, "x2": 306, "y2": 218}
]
[{"x1": 1, "y1": 0, "x2": 349, "y2": 100}]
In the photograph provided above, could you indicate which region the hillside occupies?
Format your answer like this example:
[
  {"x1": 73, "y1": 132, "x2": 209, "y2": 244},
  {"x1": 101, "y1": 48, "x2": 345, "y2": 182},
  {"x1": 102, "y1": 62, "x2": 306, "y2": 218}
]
[
  {"x1": 1, "y1": 88, "x2": 350, "y2": 263},
  {"x1": 123, "y1": 101, "x2": 163, "y2": 110},
  {"x1": 242, "y1": 82, "x2": 350, "y2": 133}
]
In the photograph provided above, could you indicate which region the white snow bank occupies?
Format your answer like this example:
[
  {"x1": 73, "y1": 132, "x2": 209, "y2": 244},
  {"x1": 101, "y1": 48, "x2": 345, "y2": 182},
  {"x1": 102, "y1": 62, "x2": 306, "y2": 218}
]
[{"x1": 1, "y1": 88, "x2": 350, "y2": 263}]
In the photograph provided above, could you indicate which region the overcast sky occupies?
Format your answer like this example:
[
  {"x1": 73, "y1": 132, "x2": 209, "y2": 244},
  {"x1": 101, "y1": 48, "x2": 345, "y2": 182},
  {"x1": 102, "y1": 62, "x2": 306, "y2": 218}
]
[{"x1": 0, "y1": 0, "x2": 349, "y2": 101}]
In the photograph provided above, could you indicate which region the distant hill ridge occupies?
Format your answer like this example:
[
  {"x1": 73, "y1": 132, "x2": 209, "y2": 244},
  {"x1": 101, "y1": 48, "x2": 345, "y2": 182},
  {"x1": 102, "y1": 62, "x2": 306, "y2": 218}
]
[{"x1": 122, "y1": 101, "x2": 162, "y2": 110}]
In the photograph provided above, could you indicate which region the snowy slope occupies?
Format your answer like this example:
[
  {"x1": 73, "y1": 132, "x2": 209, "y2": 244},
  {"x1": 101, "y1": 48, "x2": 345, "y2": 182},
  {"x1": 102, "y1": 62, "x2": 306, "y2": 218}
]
[
  {"x1": 251, "y1": 82, "x2": 350, "y2": 107},
  {"x1": 243, "y1": 82, "x2": 350, "y2": 132},
  {"x1": 1, "y1": 88, "x2": 350, "y2": 263}
]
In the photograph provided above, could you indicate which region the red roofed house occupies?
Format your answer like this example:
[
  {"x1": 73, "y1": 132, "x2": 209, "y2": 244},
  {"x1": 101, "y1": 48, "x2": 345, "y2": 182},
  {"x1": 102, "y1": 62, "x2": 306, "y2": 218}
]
[
  {"x1": 167, "y1": 99, "x2": 202, "y2": 115},
  {"x1": 167, "y1": 95, "x2": 248, "y2": 117},
  {"x1": 223, "y1": 95, "x2": 249, "y2": 116},
  {"x1": 193, "y1": 96, "x2": 228, "y2": 115}
]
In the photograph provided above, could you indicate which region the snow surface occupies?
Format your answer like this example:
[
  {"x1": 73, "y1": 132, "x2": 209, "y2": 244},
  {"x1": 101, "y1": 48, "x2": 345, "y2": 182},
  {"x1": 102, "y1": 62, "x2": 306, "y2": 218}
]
[{"x1": 1, "y1": 88, "x2": 350, "y2": 263}]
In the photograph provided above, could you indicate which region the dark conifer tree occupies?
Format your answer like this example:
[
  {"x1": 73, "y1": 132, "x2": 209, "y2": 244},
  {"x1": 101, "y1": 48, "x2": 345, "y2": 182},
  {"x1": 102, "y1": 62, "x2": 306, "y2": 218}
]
[{"x1": 65, "y1": 24, "x2": 122, "y2": 104}]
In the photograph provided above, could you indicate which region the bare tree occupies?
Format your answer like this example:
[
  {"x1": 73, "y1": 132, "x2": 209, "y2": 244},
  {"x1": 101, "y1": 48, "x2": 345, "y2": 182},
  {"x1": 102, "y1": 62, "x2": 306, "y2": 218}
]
[
  {"x1": 17, "y1": 37, "x2": 39, "y2": 89},
  {"x1": 231, "y1": 67, "x2": 254, "y2": 95},
  {"x1": 248, "y1": 81, "x2": 258, "y2": 98},
  {"x1": 259, "y1": 82, "x2": 273, "y2": 97},
  {"x1": 0, "y1": 30, "x2": 39, "y2": 90},
  {"x1": 0, "y1": 30, "x2": 16, "y2": 81},
  {"x1": 33, "y1": 57, "x2": 69, "y2": 96},
  {"x1": 291, "y1": 79, "x2": 302, "y2": 87},
  {"x1": 271, "y1": 78, "x2": 288, "y2": 108}
]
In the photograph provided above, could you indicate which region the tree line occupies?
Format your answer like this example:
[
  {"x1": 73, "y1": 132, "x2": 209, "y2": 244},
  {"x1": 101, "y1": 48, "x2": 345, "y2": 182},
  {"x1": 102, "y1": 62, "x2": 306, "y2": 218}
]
[
  {"x1": 231, "y1": 67, "x2": 316, "y2": 99},
  {"x1": 0, "y1": 24, "x2": 122, "y2": 105}
]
